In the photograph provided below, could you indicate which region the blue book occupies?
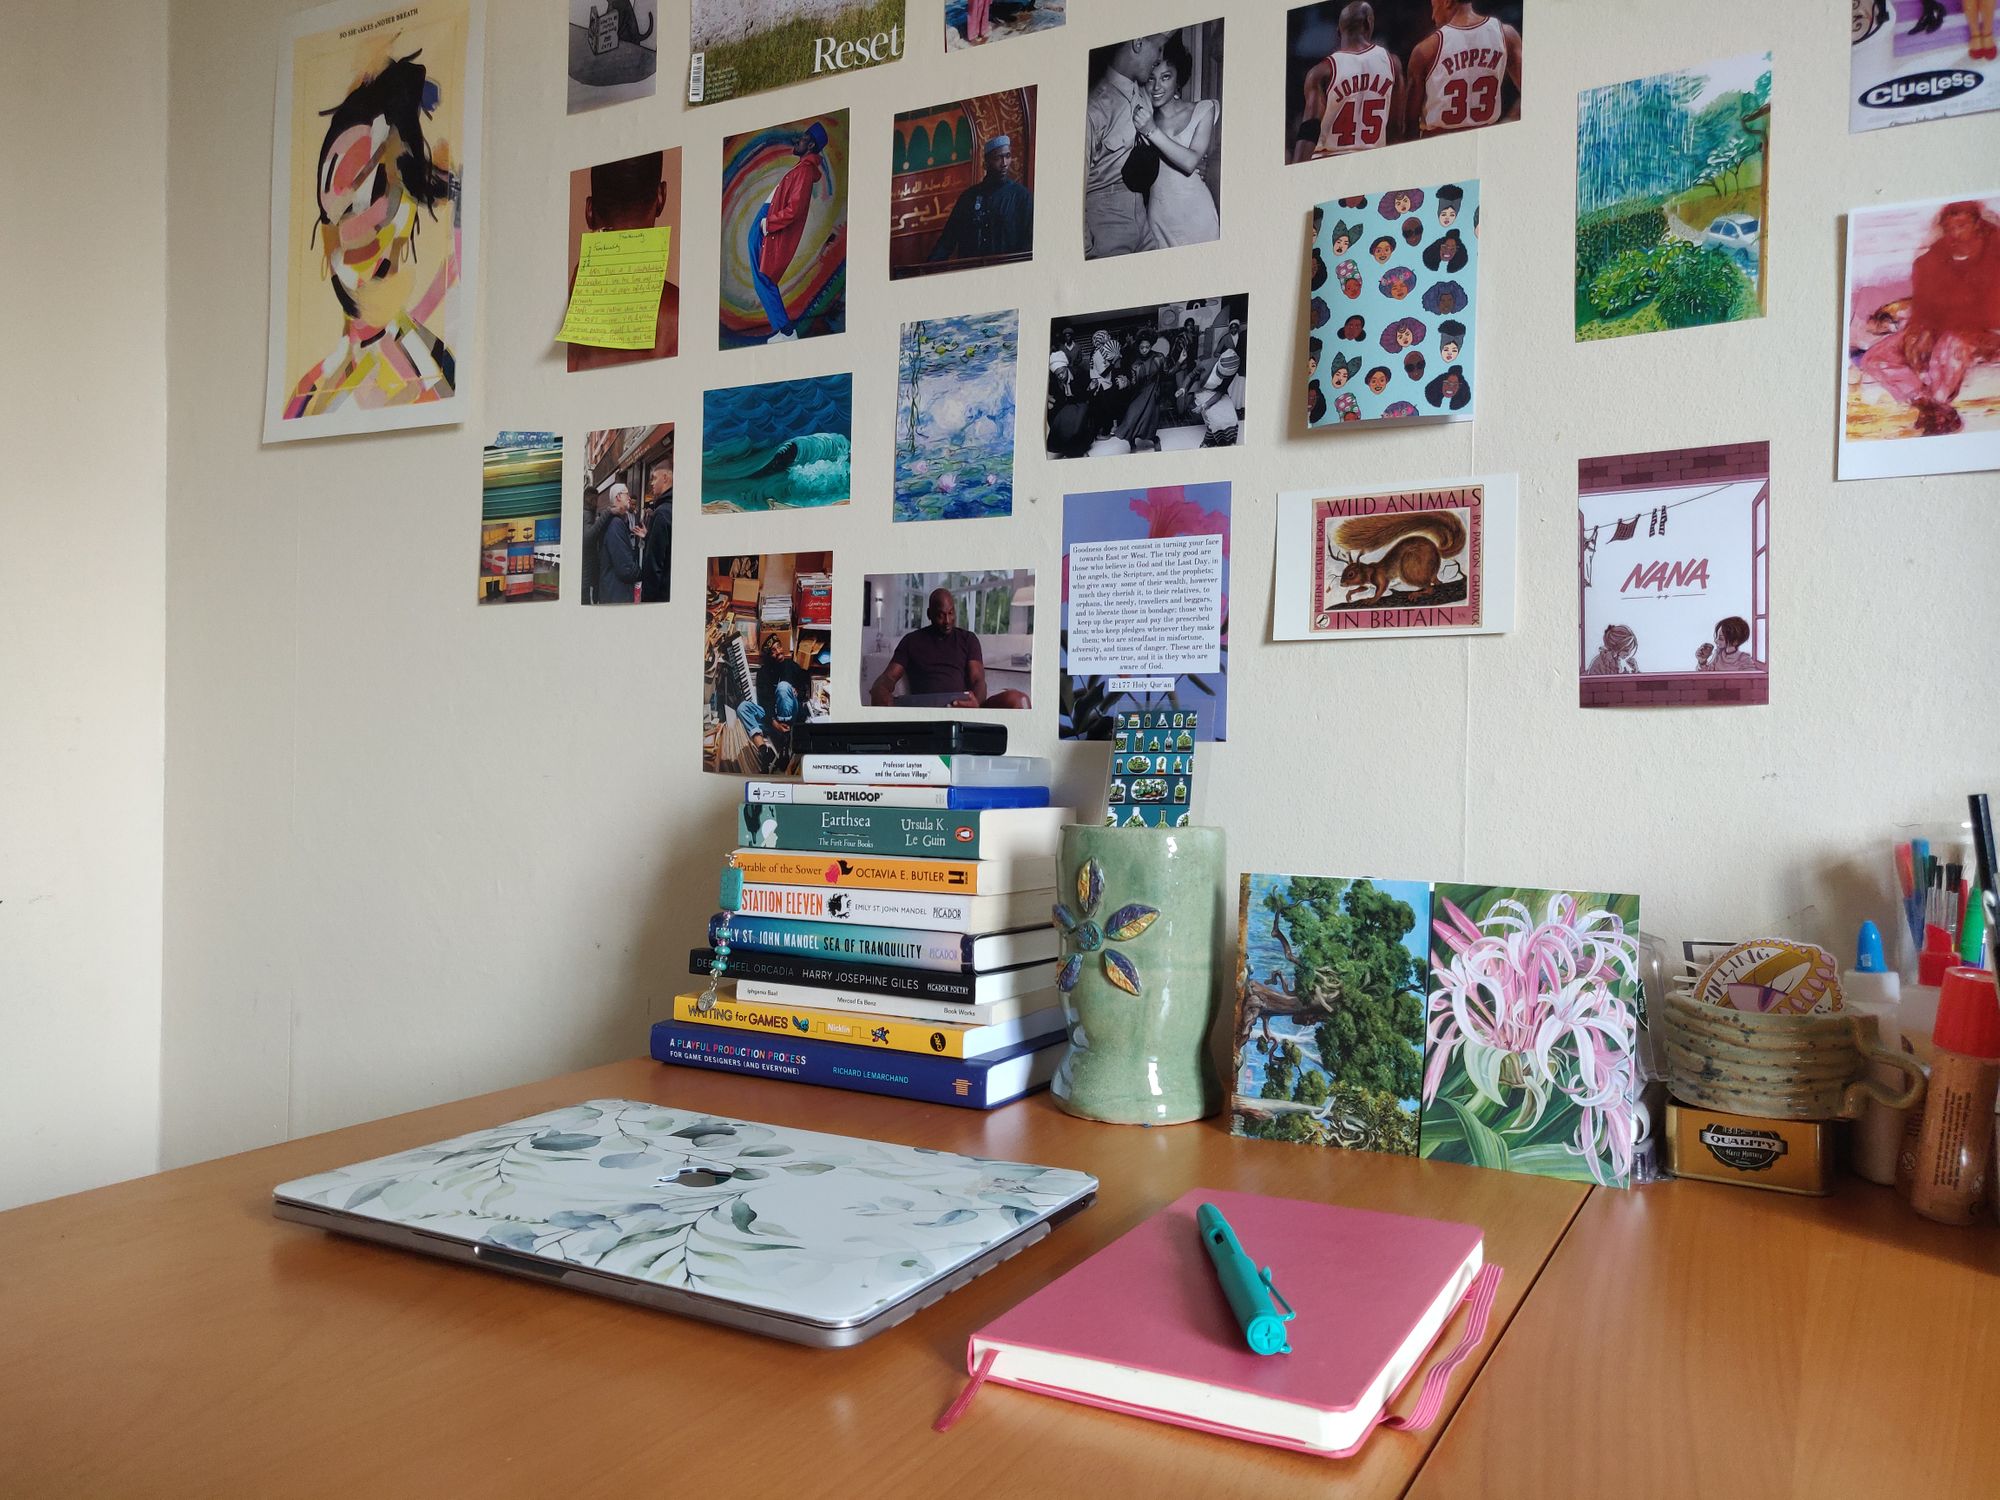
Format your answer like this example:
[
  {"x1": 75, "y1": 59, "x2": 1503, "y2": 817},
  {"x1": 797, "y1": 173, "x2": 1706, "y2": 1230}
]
[
  {"x1": 650, "y1": 1021, "x2": 1064, "y2": 1110},
  {"x1": 744, "y1": 780, "x2": 1051, "y2": 809},
  {"x1": 707, "y1": 912, "x2": 1059, "y2": 974}
]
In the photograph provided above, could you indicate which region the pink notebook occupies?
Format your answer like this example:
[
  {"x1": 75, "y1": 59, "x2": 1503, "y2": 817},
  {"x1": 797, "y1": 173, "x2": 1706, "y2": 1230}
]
[{"x1": 951, "y1": 1188, "x2": 1499, "y2": 1457}]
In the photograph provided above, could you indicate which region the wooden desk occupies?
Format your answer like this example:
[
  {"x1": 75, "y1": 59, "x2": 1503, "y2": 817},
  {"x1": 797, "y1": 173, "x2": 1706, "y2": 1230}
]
[
  {"x1": 1409, "y1": 1177, "x2": 2000, "y2": 1500},
  {"x1": 0, "y1": 1059, "x2": 1584, "y2": 1499}
]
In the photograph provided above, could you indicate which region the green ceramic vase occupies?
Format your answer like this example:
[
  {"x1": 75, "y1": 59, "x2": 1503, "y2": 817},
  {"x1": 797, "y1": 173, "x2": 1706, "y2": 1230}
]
[{"x1": 1051, "y1": 824, "x2": 1224, "y2": 1125}]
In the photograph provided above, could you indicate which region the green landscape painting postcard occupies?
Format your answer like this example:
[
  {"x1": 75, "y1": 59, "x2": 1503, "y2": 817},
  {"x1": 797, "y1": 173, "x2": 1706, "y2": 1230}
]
[{"x1": 1229, "y1": 874, "x2": 1430, "y2": 1156}]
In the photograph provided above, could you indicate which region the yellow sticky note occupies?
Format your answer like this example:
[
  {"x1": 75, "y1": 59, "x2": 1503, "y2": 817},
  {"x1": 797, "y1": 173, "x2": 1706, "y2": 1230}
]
[{"x1": 557, "y1": 227, "x2": 673, "y2": 350}]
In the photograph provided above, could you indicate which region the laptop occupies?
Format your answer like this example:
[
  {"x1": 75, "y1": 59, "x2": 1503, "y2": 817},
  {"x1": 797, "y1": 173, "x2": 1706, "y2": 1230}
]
[{"x1": 272, "y1": 1099, "x2": 1097, "y2": 1347}]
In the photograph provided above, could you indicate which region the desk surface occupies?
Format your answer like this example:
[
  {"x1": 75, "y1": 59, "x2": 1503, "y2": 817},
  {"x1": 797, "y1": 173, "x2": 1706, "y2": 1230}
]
[
  {"x1": 1410, "y1": 1175, "x2": 2000, "y2": 1500},
  {"x1": 0, "y1": 1059, "x2": 1585, "y2": 1499}
]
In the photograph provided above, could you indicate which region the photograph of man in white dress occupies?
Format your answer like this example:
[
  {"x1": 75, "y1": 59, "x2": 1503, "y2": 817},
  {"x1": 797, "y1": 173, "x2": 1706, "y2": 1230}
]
[{"x1": 1084, "y1": 21, "x2": 1225, "y2": 260}]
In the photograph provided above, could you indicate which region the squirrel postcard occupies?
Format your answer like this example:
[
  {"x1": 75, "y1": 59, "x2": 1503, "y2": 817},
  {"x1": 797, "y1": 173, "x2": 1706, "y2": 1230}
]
[{"x1": 1273, "y1": 478, "x2": 1517, "y2": 641}]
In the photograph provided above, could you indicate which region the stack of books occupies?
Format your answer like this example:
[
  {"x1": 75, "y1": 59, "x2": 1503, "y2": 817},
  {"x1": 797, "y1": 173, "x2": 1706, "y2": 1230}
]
[{"x1": 653, "y1": 746, "x2": 1072, "y2": 1109}]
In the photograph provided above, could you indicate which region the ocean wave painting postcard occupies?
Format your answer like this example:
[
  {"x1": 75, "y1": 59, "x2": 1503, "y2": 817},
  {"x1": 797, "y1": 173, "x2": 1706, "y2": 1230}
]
[
  {"x1": 1838, "y1": 192, "x2": 2000, "y2": 481},
  {"x1": 1419, "y1": 884, "x2": 1643, "y2": 1188},
  {"x1": 690, "y1": 0, "x2": 906, "y2": 107},
  {"x1": 1273, "y1": 476, "x2": 1517, "y2": 640},
  {"x1": 1305, "y1": 181, "x2": 1478, "y2": 427},
  {"x1": 264, "y1": 0, "x2": 483, "y2": 442},
  {"x1": 895, "y1": 311, "x2": 1018, "y2": 523},
  {"x1": 702, "y1": 375, "x2": 852, "y2": 514},
  {"x1": 1575, "y1": 52, "x2": 1770, "y2": 342},
  {"x1": 1230, "y1": 874, "x2": 1429, "y2": 1156}
]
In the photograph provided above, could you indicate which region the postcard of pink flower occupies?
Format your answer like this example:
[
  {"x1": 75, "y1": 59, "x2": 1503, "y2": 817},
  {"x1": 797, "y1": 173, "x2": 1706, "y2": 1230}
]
[{"x1": 1418, "y1": 884, "x2": 1643, "y2": 1188}]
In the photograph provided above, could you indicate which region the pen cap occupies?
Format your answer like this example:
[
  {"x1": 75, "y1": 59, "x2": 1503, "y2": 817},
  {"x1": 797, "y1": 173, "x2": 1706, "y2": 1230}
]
[
  {"x1": 1934, "y1": 967, "x2": 2000, "y2": 1061},
  {"x1": 1855, "y1": 921, "x2": 1889, "y2": 974},
  {"x1": 1245, "y1": 1312, "x2": 1290, "y2": 1356}
]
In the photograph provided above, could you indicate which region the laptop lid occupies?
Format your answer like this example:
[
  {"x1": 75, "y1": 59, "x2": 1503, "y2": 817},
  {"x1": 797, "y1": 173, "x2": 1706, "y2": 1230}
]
[{"x1": 273, "y1": 1099, "x2": 1096, "y2": 1333}]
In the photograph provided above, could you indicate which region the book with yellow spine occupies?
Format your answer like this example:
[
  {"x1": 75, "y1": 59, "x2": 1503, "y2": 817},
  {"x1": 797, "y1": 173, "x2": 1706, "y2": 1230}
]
[
  {"x1": 728, "y1": 847, "x2": 1055, "y2": 895},
  {"x1": 671, "y1": 990, "x2": 1066, "y2": 1060}
]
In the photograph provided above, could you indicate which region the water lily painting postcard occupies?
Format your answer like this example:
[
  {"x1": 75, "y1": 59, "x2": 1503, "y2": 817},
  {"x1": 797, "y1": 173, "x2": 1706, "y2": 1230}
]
[
  {"x1": 1230, "y1": 874, "x2": 1430, "y2": 1156},
  {"x1": 1420, "y1": 884, "x2": 1643, "y2": 1187},
  {"x1": 1839, "y1": 192, "x2": 2000, "y2": 481},
  {"x1": 1273, "y1": 476, "x2": 1517, "y2": 640},
  {"x1": 264, "y1": 0, "x2": 483, "y2": 443},
  {"x1": 1578, "y1": 442, "x2": 1770, "y2": 708},
  {"x1": 1060, "y1": 484, "x2": 1230, "y2": 742},
  {"x1": 1306, "y1": 181, "x2": 1479, "y2": 427},
  {"x1": 702, "y1": 374, "x2": 852, "y2": 514},
  {"x1": 689, "y1": 0, "x2": 906, "y2": 108},
  {"x1": 894, "y1": 311, "x2": 1019, "y2": 523},
  {"x1": 1575, "y1": 53, "x2": 1770, "y2": 342}
]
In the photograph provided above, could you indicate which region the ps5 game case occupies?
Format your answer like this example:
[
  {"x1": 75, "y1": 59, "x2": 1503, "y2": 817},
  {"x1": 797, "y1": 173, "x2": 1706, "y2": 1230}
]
[{"x1": 274, "y1": 1099, "x2": 1096, "y2": 1346}]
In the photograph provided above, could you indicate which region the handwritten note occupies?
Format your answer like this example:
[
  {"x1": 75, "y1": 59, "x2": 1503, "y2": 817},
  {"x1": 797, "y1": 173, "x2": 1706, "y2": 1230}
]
[
  {"x1": 557, "y1": 228, "x2": 672, "y2": 350},
  {"x1": 1066, "y1": 535, "x2": 1223, "y2": 677}
]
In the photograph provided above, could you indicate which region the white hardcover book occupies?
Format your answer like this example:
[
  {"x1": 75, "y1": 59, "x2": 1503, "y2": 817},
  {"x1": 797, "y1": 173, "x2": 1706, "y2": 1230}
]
[
  {"x1": 799, "y1": 754, "x2": 953, "y2": 786},
  {"x1": 732, "y1": 883, "x2": 1054, "y2": 933},
  {"x1": 734, "y1": 981, "x2": 1063, "y2": 1029}
]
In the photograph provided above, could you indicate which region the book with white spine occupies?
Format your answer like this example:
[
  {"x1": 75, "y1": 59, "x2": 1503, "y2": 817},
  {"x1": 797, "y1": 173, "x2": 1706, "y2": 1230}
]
[{"x1": 731, "y1": 882, "x2": 1054, "y2": 934}]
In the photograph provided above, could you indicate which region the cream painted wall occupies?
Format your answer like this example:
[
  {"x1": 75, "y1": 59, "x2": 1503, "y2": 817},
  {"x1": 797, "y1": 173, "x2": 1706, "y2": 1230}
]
[
  {"x1": 157, "y1": 0, "x2": 1999, "y2": 1169},
  {"x1": 0, "y1": 1, "x2": 168, "y2": 1209}
]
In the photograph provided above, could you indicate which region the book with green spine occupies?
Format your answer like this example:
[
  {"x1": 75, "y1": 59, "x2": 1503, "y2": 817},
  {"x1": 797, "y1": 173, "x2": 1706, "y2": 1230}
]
[{"x1": 737, "y1": 803, "x2": 1069, "y2": 861}]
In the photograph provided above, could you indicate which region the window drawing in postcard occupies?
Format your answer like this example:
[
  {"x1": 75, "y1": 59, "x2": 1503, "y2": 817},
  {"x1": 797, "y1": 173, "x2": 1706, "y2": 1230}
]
[
  {"x1": 1578, "y1": 442, "x2": 1770, "y2": 709},
  {"x1": 1282, "y1": 1, "x2": 1523, "y2": 163},
  {"x1": 862, "y1": 569, "x2": 1034, "y2": 710},
  {"x1": 1273, "y1": 477, "x2": 1518, "y2": 639},
  {"x1": 689, "y1": 0, "x2": 905, "y2": 107},
  {"x1": 895, "y1": 311, "x2": 1018, "y2": 523},
  {"x1": 1420, "y1": 883, "x2": 1643, "y2": 1187},
  {"x1": 1575, "y1": 52, "x2": 1770, "y2": 342},
  {"x1": 1061, "y1": 484, "x2": 1230, "y2": 742},
  {"x1": 580, "y1": 424, "x2": 673, "y2": 605},
  {"x1": 719, "y1": 111, "x2": 848, "y2": 349},
  {"x1": 1840, "y1": 193, "x2": 2000, "y2": 481},
  {"x1": 1305, "y1": 181, "x2": 1478, "y2": 426},
  {"x1": 564, "y1": 150, "x2": 681, "y2": 372},
  {"x1": 265, "y1": 0, "x2": 483, "y2": 443},
  {"x1": 703, "y1": 552, "x2": 834, "y2": 776},
  {"x1": 946, "y1": 0, "x2": 1064, "y2": 51},
  {"x1": 1047, "y1": 295, "x2": 1248, "y2": 458},
  {"x1": 568, "y1": 0, "x2": 657, "y2": 113},
  {"x1": 1850, "y1": 0, "x2": 1999, "y2": 132},
  {"x1": 1230, "y1": 874, "x2": 1430, "y2": 1156},
  {"x1": 1083, "y1": 21, "x2": 1225, "y2": 260},
  {"x1": 478, "y1": 433, "x2": 561, "y2": 605},
  {"x1": 891, "y1": 88, "x2": 1036, "y2": 280},
  {"x1": 702, "y1": 375, "x2": 852, "y2": 515}
]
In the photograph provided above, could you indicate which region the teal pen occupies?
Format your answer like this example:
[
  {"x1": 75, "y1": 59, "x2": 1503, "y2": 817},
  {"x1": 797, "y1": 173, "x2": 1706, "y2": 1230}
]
[{"x1": 1197, "y1": 1202, "x2": 1295, "y2": 1356}]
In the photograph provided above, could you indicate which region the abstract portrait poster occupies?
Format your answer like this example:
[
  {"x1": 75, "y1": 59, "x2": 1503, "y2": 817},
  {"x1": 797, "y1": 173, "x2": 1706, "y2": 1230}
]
[
  {"x1": 265, "y1": 0, "x2": 484, "y2": 443},
  {"x1": 720, "y1": 111, "x2": 849, "y2": 349},
  {"x1": 1061, "y1": 484, "x2": 1229, "y2": 742}
]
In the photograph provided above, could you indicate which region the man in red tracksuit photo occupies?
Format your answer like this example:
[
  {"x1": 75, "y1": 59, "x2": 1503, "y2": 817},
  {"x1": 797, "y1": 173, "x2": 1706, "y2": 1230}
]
[{"x1": 747, "y1": 120, "x2": 832, "y2": 343}]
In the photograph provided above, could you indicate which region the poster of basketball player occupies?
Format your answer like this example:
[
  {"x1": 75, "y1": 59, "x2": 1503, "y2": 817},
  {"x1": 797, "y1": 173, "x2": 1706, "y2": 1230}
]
[{"x1": 1283, "y1": 1, "x2": 1522, "y2": 163}]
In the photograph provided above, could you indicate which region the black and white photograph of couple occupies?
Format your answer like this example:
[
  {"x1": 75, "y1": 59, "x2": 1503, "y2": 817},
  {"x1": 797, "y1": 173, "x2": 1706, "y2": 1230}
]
[{"x1": 1084, "y1": 21, "x2": 1225, "y2": 260}]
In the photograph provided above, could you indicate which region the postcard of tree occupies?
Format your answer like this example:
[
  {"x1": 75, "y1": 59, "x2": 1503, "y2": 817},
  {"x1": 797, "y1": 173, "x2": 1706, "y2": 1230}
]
[
  {"x1": 1419, "y1": 884, "x2": 1643, "y2": 1187},
  {"x1": 1229, "y1": 874, "x2": 1429, "y2": 1155},
  {"x1": 1575, "y1": 52, "x2": 1770, "y2": 342}
]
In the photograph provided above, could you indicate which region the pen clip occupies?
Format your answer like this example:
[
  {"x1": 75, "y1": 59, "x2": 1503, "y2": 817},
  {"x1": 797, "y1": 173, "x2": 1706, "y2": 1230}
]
[{"x1": 1259, "y1": 1266, "x2": 1296, "y2": 1323}]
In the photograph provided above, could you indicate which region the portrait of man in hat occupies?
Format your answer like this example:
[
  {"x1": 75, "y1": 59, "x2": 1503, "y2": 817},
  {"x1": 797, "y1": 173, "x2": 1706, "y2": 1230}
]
[{"x1": 926, "y1": 132, "x2": 1036, "y2": 266}]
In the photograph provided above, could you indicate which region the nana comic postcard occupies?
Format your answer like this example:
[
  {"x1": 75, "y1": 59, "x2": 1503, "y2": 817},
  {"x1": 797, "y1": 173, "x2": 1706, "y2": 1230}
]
[{"x1": 1272, "y1": 476, "x2": 1517, "y2": 640}]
